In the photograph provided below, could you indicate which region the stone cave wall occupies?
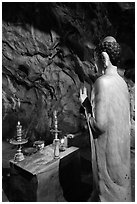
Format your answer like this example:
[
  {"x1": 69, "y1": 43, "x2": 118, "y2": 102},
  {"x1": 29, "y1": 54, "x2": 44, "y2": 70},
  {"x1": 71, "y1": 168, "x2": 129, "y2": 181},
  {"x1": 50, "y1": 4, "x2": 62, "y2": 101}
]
[{"x1": 2, "y1": 2, "x2": 135, "y2": 145}]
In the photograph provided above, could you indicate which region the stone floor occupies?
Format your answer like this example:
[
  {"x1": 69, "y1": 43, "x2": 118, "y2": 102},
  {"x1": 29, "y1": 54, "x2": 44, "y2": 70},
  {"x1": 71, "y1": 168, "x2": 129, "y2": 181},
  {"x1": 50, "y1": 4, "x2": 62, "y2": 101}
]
[{"x1": 2, "y1": 141, "x2": 135, "y2": 202}]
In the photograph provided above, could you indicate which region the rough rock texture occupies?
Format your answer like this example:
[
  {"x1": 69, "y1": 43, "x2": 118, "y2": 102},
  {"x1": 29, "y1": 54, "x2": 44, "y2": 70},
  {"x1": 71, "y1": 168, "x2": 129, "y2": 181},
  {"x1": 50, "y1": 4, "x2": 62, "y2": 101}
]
[{"x1": 2, "y1": 2, "x2": 135, "y2": 144}]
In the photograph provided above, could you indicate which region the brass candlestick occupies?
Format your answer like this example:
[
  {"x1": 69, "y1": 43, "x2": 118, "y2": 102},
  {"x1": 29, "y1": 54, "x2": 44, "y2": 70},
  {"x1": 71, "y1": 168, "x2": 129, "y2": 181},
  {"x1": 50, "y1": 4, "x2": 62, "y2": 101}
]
[
  {"x1": 10, "y1": 98, "x2": 28, "y2": 161},
  {"x1": 10, "y1": 121, "x2": 28, "y2": 162},
  {"x1": 50, "y1": 110, "x2": 61, "y2": 158}
]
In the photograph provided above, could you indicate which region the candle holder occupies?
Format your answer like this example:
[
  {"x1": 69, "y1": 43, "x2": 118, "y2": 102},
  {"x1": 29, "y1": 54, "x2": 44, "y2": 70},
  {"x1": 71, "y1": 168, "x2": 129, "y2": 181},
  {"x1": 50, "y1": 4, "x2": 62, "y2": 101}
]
[
  {"x1": 50, "y1": 110, "x2": 61, "y2": 158},
  {"x1": 10, "y1": 121, "x2": 28, "y2": 162}
]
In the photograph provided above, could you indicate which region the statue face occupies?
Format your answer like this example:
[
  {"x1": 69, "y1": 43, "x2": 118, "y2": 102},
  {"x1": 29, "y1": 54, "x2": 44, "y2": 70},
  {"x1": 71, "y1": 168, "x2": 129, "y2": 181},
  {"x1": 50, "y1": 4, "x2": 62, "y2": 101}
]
[{"x1": 94, "y1": 52, "x2": 105, "y2": 75}]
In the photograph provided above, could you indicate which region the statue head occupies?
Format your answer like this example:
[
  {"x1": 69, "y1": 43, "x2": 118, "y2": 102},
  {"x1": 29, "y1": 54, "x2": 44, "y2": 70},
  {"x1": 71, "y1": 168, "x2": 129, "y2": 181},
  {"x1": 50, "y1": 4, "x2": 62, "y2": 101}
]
[{"x1": 95, "y1": 36, "x2": 121, "y2": 70}]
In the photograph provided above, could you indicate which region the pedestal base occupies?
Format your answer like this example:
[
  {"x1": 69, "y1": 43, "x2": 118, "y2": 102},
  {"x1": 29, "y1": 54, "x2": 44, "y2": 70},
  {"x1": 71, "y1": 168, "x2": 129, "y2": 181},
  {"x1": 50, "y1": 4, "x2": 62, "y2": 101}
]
[
  {"x1": 14, "y1": 152, "x2": 24, "y2": 162},
  {"x1": 10, "y1": 139, "x2": 28, "y2": 162}
]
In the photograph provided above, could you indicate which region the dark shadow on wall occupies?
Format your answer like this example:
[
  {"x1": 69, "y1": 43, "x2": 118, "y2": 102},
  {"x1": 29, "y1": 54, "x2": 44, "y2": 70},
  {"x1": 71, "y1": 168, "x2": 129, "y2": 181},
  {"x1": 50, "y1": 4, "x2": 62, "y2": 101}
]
[
  {"x1": 2, "y1": 2, "x2": 85, "y2": 61},
  {"x1": 2, "y1": 2, "x2": 135, "y2": 69}
]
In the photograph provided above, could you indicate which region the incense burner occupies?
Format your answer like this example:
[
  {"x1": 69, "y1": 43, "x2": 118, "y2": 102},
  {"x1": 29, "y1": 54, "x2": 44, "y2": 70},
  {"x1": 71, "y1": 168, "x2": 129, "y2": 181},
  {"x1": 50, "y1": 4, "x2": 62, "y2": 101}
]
[{"x1": 33, "y1": 140, "x2": 44, "y2": 151}]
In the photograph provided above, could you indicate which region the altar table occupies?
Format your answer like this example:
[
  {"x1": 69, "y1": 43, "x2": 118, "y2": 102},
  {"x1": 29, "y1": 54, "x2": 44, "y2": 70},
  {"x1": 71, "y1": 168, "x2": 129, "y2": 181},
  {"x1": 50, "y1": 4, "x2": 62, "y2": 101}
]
[{"x1": 9, "y1": 145, "x2": 81, "y2": 202}]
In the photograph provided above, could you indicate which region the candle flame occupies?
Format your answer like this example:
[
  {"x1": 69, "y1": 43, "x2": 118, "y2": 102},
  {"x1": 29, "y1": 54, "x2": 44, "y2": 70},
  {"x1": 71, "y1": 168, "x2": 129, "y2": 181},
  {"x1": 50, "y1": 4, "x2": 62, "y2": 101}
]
[{"x1": 61, "y1": 138, "x2": 64, "y2": 144}]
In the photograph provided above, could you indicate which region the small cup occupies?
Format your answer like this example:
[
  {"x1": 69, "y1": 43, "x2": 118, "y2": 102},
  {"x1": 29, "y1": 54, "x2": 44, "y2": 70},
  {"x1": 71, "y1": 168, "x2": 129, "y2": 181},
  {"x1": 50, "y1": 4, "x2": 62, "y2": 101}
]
[
  {"x1": 34, "y1": 141, "x2": 44, "y2": 151},
  {"x1": 59, "y1": 137, "x2": 67, "y2": 151}
]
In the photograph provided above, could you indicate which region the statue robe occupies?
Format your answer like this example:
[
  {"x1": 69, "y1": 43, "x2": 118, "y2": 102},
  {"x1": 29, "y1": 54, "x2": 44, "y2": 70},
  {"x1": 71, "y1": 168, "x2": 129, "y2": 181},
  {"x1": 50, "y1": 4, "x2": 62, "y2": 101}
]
[{"x1": 88, "y1": 69, "x2": 131, "y2": 202}]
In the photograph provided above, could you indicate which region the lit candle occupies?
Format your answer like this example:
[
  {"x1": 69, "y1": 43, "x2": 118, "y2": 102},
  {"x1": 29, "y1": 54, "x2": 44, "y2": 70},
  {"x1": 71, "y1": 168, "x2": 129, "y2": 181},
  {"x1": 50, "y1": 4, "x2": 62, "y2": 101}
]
[
  {"x1": 60, "y1": 138, "x2": 64, "y2": 144},
  {"x1": 54, "y1": 110, "x2": 58, "y2": 139},
  {"x1": 17, "y1": 121, "x2": 22, "y2": 141}
]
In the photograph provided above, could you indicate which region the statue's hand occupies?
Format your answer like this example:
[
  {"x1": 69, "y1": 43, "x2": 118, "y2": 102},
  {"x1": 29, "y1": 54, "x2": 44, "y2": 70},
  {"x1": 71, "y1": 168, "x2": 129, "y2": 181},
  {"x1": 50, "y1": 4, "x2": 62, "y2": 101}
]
[{"x1": 80, "y1": 87, "x2": 88, "y2": 104}]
